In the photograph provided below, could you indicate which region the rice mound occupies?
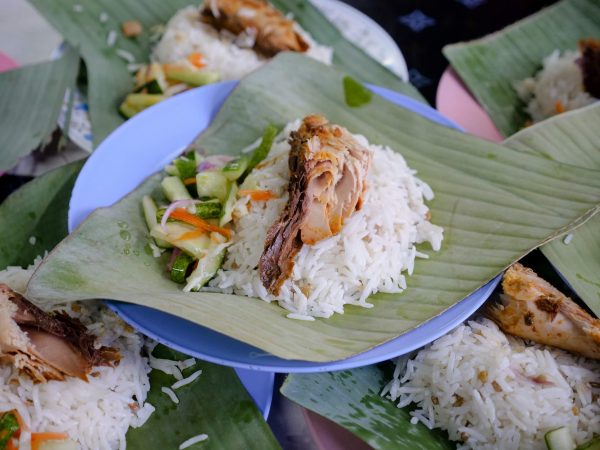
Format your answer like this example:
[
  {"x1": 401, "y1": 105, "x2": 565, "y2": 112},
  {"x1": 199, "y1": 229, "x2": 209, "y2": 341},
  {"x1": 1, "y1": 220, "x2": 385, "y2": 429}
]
[
  {"x1": 515, "y1": 49, "x2": 597, "y2": 123},
  {"x1": 382, "y1": 319, "x2": 600, "y2": 450},
  {"x1": 0, "y1": 263, "x2": 153, "y2": 450},
  {"x1": 152, "y1": 5, "x2": 334, "y2": 80},
  {"x1": 208, "y1": 120, "x2": 443, "y2": 319}
]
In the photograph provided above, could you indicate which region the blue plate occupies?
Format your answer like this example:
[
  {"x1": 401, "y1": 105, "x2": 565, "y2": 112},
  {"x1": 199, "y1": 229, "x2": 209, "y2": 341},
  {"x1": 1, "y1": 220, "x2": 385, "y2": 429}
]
[{"x1": 69, "y1": 81, "x2": 501, "y2": 377}]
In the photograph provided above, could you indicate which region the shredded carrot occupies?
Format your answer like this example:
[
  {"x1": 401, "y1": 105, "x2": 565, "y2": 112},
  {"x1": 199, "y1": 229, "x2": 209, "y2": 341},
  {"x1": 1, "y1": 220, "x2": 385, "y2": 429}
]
[
  {"x1": 183, "y1": 177, "x2": 196, "y2": 186},
  {"x1": 555, "y1": 100, "x2": 565, "y2": 114},
  {"x1": 178, "y1": 229, "x2": 205, "y2": 240},
  {"x1": 31, "y1": 432, "x2": 69, "y2": 450},
  {"x1": 13, "y1": 410, "x2": 27, "y2": 434},
  {"x1": 170, "y1": 208, "x2": 231, "y2": 238},
  {"x1": 6, "y1": 439, "x2": 17, "y2": 450},
  {"x1": 187, "y1": 52, "x2": 205, "y2": 68},
  {"x1": 238, "y1": 189, "x2": 278, "y2": 201}
]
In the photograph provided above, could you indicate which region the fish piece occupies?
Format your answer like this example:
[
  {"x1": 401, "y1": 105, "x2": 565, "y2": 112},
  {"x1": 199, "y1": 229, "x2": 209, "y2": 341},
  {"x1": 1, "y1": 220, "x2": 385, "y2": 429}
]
[
  {"x1": 486, "y1": 263, "x2": 600, "y2": 360},
  {"x1": 259, "y1": 115, "x2": 372, "y2": 295},
  {"x1": 579, "y1": 38, "x2": 600, "y2": 98},
  {"x1": 0, "y1": 284, "x2": 120, "y2": 382},
  {"x1": 200, "y1": 0, "x2": 309, "y2": 57}
]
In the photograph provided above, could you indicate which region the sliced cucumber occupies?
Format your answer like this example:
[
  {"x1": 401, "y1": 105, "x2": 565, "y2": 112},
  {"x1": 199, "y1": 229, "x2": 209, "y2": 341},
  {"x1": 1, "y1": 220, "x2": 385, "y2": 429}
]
[
  {"x1": 161, "y1": 176, "x2": 192, "y2": 202},
  {"x1": 148, "y1": 62, "x2": 167, "y2": 91},
  {"x1": 196, "y1": 171, "x2": 228, "y2": 202},
  {"x1": 219, "y1": 182, "x2": 238, "y2": 226},
  {"x1": 166, "y1": 68, "x2": 220, "y2": 87},
  {"x1": 119, "y1": 93, "x2": 165, "y2": 118},
  {"x1": 184, "y1": 248, "x2": 225, "y2": 292},
  {"x1": 222, "y1": 155, "x2": 249, "y2": 181},
  {"x1": 245, "y1": 124, "x2": 278, "y2": 175},
  {"x1": 133, "y1": 78, "x2": 163, "y2": 94},
  {"x1": 576, "y1": 437, "x2": 600, "y2": 450},
  {"x1": 545, "y1": 427, "x2": 577, "y2": 450},
  {"x1": 170, "y1": 252, "x2": 194, "y2": 283},
  {"x1": 151, "y1": 223, "x2": 210, "y2": 258},
  {"x1": 141, "y1": 195, "x2": 171, "y2": 248},
  {"x1": 164, "y1": 164, "x2": 179, "y2": 176},
  {"x1": 124, "y1": 93, "x2": 165, "y2": 108},
  {"x1": 174, "y1": 157, "x2": 197, "y2": 180},
  {"x1": 195, "y1": 200, "x2": 222, "y2": 219},
  {"x1": 118, "y1": 101, "x2": 139, "y2": 119}
]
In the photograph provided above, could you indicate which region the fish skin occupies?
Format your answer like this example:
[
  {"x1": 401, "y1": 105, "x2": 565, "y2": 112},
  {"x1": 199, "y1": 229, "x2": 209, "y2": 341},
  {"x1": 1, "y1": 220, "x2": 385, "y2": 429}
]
[
  {"x1": 487, "y1": 263, "x2": 600, "y2": 360},
  {"x1": 259, "y1": 115, "x2": 372, "y2": 295},
  {"x1": 0, "y1": 284, "x2": 120, "y2": 382},
  {"x1": 200, "y1": 0, "x2": 309, "y2": 57}
]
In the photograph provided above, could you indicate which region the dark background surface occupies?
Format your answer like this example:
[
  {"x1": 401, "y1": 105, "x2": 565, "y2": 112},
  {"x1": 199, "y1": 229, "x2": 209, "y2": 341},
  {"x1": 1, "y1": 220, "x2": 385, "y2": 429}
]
[{"x1": 345, "y1": 0, "x2": 557, "y2": 103}]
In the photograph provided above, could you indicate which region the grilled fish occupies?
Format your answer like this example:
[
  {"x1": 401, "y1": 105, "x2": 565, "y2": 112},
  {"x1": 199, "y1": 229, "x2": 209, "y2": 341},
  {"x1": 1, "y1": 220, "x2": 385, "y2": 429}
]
[
  {"x1": 0, "y1": 284, "x2": 120, "y2": 382},
  {"x1": 487, "y1": 263, "x2": 600, "y2": 360},
  {"x1": 201, "y1": 0, "x2": 309, "y2": 57},
  {"x1": 259, "y1": 115, "x2": 372, "y2": 295}
]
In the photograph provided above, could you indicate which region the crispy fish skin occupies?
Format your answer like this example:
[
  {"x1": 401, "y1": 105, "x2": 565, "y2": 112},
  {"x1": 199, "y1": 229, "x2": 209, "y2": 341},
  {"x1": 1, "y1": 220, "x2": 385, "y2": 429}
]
[
  {"x1": 0, "y1": 284, "x2": 120, "y2": 382},
  {"x1": 486, "y1": 264, "x2": 600, "y2": 360},
  {"x1": 579, "y1": 38, "x2": 600, "y2": 99},
  {"x1": 200, "y1": 0, "x2": 309, "y2": 57},
  {"x1": 259, "y1": 115, "x2": 372, "y2": 295}
]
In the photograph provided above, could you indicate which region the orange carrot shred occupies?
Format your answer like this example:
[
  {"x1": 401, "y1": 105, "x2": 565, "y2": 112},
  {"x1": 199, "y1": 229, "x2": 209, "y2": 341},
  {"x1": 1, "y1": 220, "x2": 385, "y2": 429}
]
[
  {"x1": 31, "y1": 432, "x2": 69, "y2": 450},
  {"x1": 170, "y1": 208, "x2": 231, "y2": 238},
  {"x1": 7, "y1": 439, "x2": 17, "y2": 450},
  {"x1": 178, "y1": 229, "x2": 205, "y2": 240},
  {"x1": 183, "y1": 177, "x2": 196, "y2": 186},
  {"x1": 187, "y1": 52, "x2": 205, "y2": 68},
  {"x1": 238, "y1": 189, "x2": 278, "y2": 201},
  {"x1": 555, "y1": 100, "x2": 565, "y2": 114},
  {"x1": 13, "y1": 410, "x2": 27, "y2": 434}
]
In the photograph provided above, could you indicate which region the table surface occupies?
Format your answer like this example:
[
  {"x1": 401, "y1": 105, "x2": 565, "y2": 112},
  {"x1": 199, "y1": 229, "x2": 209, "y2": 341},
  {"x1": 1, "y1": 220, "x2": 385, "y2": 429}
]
[{"x1": 0, "y1": 0, "x2": 559, "y2": 448}]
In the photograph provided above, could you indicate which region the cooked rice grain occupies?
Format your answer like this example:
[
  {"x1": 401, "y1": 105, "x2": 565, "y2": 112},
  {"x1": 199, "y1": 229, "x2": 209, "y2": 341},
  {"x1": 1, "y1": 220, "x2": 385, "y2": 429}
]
[
  {"x1": 383, "y1": 319, "x2": 600, "y2": 450},
  {"x1": 209, "y1": 120, "x2": 443, "y2": 318},
  {"x1": 152, "y1": 5, "x2": 333, "y2": 81}
]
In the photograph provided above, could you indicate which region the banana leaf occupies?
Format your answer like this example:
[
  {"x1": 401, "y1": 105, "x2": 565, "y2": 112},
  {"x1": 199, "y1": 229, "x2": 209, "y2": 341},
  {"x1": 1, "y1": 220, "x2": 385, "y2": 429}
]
[
  {"x1": 281, "y1": 367, "x2": 453, "y2": 450},
  {"x1": 26, "y1": 54, "x2": 600, "y2": 362},
  {"x1": 0, "y1": 45, "x2": 78, "y2": 171},
  {"x1": 443, "y1": 0, "x2": 600, "y2": 137},
  {"x1": 29, "y1": 0, "x2": 421, "y2": 149},
  {"x1": 127, "y1": 345, "x2": 280, "y2": 450},
  {"x1": 504, "y1": 103, "x2": 600, "y2": 316},
  {"x1": 0, "y1": 160, "x2": 84, "y2": 270}
]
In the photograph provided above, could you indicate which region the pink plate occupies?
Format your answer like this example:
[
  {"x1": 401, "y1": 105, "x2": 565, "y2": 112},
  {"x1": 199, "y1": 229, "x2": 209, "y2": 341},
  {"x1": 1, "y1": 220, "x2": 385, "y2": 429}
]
[
  {"x1": 303, "y1": 409, "x2": 371, "y2": 450},
  {"x1": 0, "y1": 52, "x2": 18, "y2": 73},
  {"x1": 436, "y1": 67, "x2": 502, "y2": 143}
]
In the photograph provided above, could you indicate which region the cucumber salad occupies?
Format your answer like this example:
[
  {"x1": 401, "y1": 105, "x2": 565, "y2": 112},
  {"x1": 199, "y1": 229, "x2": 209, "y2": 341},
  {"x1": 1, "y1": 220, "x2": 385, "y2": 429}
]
[
  {"x1": 142, "y1": 125, "x2": 277, "y2": 291},
  {"x1": 120, "y1": 58, "x2": 220, "y2": 119}
]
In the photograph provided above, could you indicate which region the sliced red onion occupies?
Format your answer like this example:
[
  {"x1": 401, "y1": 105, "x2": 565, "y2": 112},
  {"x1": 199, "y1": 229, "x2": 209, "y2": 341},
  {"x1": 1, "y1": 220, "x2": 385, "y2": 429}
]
[
  {"x1": 161, "y1": 199, "x2": 202, "y2": 232},
  {"x1": 197, "y1": 161, "x2": 217, "y2": 172},
  {"x1": 197, "y1": 154, "x2": 234, "y2": 172},
  {"x1": 166, "y1": 247, "x2": 181, "y2": 272}
]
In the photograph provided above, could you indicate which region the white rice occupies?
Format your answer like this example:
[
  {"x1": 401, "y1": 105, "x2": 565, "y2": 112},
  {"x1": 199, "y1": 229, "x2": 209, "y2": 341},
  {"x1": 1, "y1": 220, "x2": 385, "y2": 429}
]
[
  {"x1": 0, "y1": 262, "x2": 153, "y2": 450},
  {"x1": 172, "y1": 369, "x2": 202, "y2": 390},
  {"x1": 179, "y1": 433, "x2": 208, "y2": 449},
  {"x1": 161, "y1": 386, "x2": 180, "y2": 404},
  {"x1": 515, "y1": 49, "x2": 597, "y2": 123},
  {"x1": 152, "y1": 5, "x2": 333, "y2": 81},
  {"x1": 208, "y1": 120, "x2": 443, "y2": 318},
  {"x1": 382, "y1": 319, "x2": 600, "y2": 450}
]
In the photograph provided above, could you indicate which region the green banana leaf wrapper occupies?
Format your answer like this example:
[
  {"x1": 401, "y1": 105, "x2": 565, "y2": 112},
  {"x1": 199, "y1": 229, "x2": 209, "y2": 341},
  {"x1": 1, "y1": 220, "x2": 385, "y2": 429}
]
[{"x1": 26, "y1": 54, "x2": 600, "y2": 362}]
